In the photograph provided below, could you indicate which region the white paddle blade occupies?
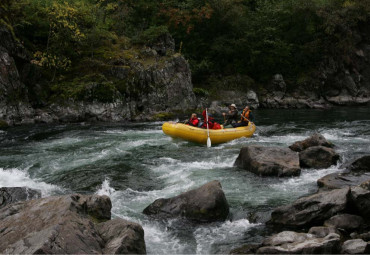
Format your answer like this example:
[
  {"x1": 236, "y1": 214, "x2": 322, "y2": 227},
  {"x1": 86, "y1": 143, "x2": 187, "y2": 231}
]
[{"x1": 207, "y1": 137, "x2": 211, "y2": 148}]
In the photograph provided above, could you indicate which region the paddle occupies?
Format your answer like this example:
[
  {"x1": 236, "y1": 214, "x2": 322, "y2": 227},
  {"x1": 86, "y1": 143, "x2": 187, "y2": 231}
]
[{"x1": 206, "y1": 108, "x2": 211, "y2": 148}]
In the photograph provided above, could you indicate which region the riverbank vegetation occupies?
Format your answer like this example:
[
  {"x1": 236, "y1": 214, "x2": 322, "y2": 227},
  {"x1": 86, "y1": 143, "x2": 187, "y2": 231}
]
[{"x1": 1, "y1": 0, "x2": 370, "y2": 94}]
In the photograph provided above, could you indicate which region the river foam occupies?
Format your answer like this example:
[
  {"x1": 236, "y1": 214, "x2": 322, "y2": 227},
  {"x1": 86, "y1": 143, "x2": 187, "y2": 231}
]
[{"x1": 0, "y1": 167, "x2": 62, "y2": 196}]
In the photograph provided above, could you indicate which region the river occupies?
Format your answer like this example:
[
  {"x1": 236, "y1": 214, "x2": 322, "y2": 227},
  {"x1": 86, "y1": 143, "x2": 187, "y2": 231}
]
[{"x1": 1, "y1": 107, "x2": 370, "y2": 254}]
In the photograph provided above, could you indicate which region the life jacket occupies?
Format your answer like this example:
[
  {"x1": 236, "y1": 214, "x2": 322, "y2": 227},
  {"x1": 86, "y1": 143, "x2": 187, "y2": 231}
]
[
  {"x1": 241, "y1": 109, "x2": 251, "y2": 123},
  {"x1": 201, "y1": 110, "x2": 221, "y2": 129},
  {"x1": 189, "y1": 117, "x2": 199, "y2": 127},
  {"x1": 212, "y1": 122, "x2": 222, "y2": 130}
]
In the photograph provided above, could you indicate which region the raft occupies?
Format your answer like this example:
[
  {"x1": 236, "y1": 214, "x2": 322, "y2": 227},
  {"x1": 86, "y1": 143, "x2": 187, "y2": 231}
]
[{"x1": 162, "y1": 122, "x2": 256, "y2": 145}]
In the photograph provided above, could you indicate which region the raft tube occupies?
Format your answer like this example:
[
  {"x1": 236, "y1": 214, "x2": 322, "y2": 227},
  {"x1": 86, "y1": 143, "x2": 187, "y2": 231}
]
[{"x1": 162, "y1": 122, "x2": 256, "y2": 145}]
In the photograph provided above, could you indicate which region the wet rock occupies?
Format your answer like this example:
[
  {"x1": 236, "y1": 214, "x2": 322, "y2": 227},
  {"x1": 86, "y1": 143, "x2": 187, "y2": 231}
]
[
  {"x1": 97, "y1": 218, "x2": 146, "y2": 254},
  {"x1": 143, "y1": 180, "x2": 229, "y2": 222},
  {"x1": 351, "y1": 231, "x2": 370, "y2": 242},
  {"x1": 360, "y1": 179, "x2": 370, "y2": 190},
  {"x1": 348, "y1": 155, "x2": 370, "y2": 172},
  {"x1": 229, "y1": 243, "x2": 260, "y2": 254},
  {"x1": 0, "y1": 194, "x2": 145, "y2": 254},
  {"x1": 308, "y1": 226, "x2": 340, "y2": 238},
  {"x1": 0, "y1": 187, "x2": 41, "y2": 209},
  {"x1": 365, "y1": 242, "x2": 370, "y2": 254},
  {"x1": 299, "y1": 146, "x2": 339, "y2": 168},
  {"x1": 289, "y1": 133, "x2": 334, "y2": 152},
  {"x1": 268, "y1": 187, "x2": 350, "y2": 227},
  {"x1": 317, "y1": 172, "x2": 370, "y2": 190},
  {"x1": 324, "y1": 214, "x2": 365, "y2": 232},
  {"x1": 350, "y1": 186, "x2": 370, "y2": 218},
  {"x1": 257, "y1": 231, "x2": 341, "y2": 254},
  {"x1": 234, "y1": 146, "x2": 300, "y2": 177},
  {"x1": 341, "y1": 239, "x2": 367, "y2": 254}
]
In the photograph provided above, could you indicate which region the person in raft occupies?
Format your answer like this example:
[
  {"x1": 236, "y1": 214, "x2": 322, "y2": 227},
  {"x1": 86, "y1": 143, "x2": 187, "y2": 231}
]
[
  {"x1": 185, "y1": 113, "x2": 199, "y2": 127},
  {"x1": 232, "y1": 105, "x2": 253, "y2": 128},
  {"x1": 201, "y1": 110, "x2": 222, "y2": 129},
  {"x1": 222, "y1": 103, "x2": 239, "y2": 127}
]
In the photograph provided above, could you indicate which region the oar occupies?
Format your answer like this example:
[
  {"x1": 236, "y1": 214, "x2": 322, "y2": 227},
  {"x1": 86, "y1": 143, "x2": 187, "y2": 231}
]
[{"x1": 206, "y1": 108, "x2": 211, "y2": 148}]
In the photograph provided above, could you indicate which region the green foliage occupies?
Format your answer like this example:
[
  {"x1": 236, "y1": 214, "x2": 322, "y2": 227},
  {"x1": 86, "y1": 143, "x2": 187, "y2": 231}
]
[
  {"x1": 51, "y1": 74, "x2": 120, "y2": 103},
  {"x1": 134, "y1": 25, "x2": 169, "y2": 44},
  {"x1": 193, "y1": 87, "x2": 209, "y2": 97},
  {"x1": 152, "y1": 112, "x2": 175, "y2": 120},
  {"x1": 4, "y1": 0, "x2": 370, "y2": 95}
]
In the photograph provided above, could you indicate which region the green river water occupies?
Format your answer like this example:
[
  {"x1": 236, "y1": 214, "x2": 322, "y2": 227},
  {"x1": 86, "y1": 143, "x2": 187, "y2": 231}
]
[{"x1": 1, "y1": 107, "x2": 370, "y2": 254}]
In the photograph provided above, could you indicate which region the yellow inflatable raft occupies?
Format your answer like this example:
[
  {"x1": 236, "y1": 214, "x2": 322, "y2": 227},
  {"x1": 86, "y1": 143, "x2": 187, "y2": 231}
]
[{"x1": 162, "y1": 122, "x2": 256, "y2": 145}]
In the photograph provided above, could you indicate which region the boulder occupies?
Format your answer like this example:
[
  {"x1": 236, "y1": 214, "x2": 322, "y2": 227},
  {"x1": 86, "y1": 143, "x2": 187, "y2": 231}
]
[
  {"x1": 234, "y1": 146, "x2": 301, "y2": 177},
  {"x1": 348, "y1": 155, "x2": 370, "y2": 172},
  {"x1": 289, "y1": 133, "x2": 333, "y2": 152},
  {"x1": 341, "y1": 239, "x2": 367, "y2": 254},
  {"x1": 350, "y1": 231, "x2": 370, "y2": 242},
  {"x1": 324, "y1": 214, "x2": 365, "y2": 232},
  {"x1": 268, "y1": 187, "x2": 350, "y2": 227},
  {"x1": 256, "y1": 231, "x2": 341, "y2": 254},
  {"x1": 308, "y1": 226, "x2": 340, "y2": 238},
  {"x1": 317, "y1": 172, "x2": 370, "y2": 190},
  {"x1": 143, "y1": 180, "x2": 229, "y2": 222},
  {"x1": 0, "y1": 194, "x2": 146, "y2": 254},
  {"x1": 0, "y1": 187, "x2": 41, "y2": 209},
  {"x1": 350, "y1": 186, "x2": 370, "y2": 218},
  {"x1": 365, "y1": 242, "x2": 370, "y2": 254},
  {"x1": 299, "y1": 146, "x2": 339, "y2": 168},
  {"x1": 97, "y1": 218, "x2": 146, "y2": 254}
]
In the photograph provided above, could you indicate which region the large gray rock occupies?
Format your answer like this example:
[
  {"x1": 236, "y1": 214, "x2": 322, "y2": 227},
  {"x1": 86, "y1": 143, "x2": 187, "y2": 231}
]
[
  {"x1": 299, "y1": 146, "x2": 339, "y2": 168},
  {"x1": 97, "y1": 218, "x2": 146, "y2": 254},
  {"x1": 324, "y1": 214, "x2": 365, "y2": 232},
  {"x1": 350, "y1": 185, "x2": 370, "y2": 218},
  {"x1": 341, "y1": 239, "x2": 368, "y2": 254},
  {"x1": 348, "y1": 155, "x2": 370, "y2": 172},
  {"x1": 308, "y1": 226, "x2": 340, "y2": 238},
  {"x1": 317, "y1": 172, "x2": 370, "y2": 190},
  {"x1": 256, "y1": 231, "x2": 341, "y2": 254},
  {"x1": 143, "y1": 180, "x2": 229, "y2": 222},
  {"x1": 289, "y1": 133, "x2": 333, "y2": 152},
  {"x1": 234, "y1": 146, "x2": 301, "y2": 177},
  {"x1": 0, "y1": 194, "x2": 146, "y2": 254},
  {"x1": 268, "y1": 187, "x2": 350, "y2": 227},
  {"x1": 0, "y1": 187, "x2": 41, "y2": 209}
]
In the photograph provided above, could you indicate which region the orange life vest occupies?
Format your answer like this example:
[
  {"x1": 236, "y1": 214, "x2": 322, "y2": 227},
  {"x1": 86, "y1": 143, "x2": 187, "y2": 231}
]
[{"x1": 241, "y1": 109, "x2": 251, "y2": 122}]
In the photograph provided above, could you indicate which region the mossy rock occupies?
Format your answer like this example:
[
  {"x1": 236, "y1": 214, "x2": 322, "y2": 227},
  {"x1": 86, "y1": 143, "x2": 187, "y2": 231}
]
[
  {"x1": 152, "y1": 112, "x2": 175, "y2": 121},
  {"x1": 0, "y1": 119, "x2": 9, "y2": 128}
]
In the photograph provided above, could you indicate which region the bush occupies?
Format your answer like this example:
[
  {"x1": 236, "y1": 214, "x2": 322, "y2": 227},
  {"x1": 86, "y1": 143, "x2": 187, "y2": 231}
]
[{"x1": 133, "y1": 25, "x2": 169, "y2": 44}]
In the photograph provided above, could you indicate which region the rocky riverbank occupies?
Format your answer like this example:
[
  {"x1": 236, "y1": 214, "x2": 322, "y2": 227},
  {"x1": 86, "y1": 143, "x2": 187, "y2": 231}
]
[
  {"x1": 2, "y1": 23, "x2": 370, "y2": 127},
  {"x1": 0, "y1": 188, "x2": 146, "y2": 254},
  {"x1": 231, "y1": 135, "x2": 370, "y2": 254}
]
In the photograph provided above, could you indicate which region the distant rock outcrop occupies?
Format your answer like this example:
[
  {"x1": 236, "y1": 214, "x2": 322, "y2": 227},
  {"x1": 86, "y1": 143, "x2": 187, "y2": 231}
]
[
  {"x1": 0, "y1": 25, "x2": 196, "y2": 125},
  {"x1": 143, "y1": 180, "x2": 229, "y2": 222}
]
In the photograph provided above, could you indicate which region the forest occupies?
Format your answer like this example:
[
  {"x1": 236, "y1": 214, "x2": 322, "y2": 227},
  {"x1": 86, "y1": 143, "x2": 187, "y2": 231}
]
[{"x1": 1, "y1": 0, "x2": 370, "y2": 92}]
